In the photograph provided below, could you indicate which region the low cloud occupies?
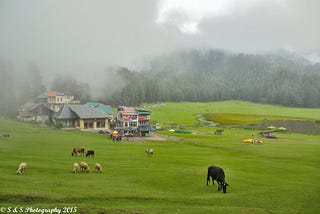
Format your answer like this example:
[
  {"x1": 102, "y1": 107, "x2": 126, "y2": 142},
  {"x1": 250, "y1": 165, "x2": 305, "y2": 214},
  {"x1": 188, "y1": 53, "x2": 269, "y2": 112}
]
[{"x1": 0, "y1": 0, "x2": 319, "y2": 87}]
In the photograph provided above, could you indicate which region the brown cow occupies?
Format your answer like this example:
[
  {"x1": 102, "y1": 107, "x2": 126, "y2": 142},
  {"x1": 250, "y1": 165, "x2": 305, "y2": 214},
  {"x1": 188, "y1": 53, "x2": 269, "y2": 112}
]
[{"x1": 71, "y1": 146, "x2": 86, "y2": 156}]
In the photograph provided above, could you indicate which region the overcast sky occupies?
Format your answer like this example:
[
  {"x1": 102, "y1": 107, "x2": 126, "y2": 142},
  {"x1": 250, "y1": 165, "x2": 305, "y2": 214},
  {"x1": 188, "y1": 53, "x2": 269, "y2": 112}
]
[{"x1": 1, "y1": 0, "x2": 319, "y2": 81}]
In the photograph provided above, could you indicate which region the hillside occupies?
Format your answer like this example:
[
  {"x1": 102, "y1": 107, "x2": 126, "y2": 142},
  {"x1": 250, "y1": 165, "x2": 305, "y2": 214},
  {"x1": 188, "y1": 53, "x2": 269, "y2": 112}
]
[
  {"x1": 107, "y1": 49, "x2": 320, "y2": 108},
  {"x1": 1, "y1": 49, "x2": 320, "y2": 118}
]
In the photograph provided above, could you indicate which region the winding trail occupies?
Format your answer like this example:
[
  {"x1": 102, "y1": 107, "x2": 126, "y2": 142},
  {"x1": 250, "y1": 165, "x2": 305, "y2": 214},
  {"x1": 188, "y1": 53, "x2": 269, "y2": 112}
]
[{"x1": 196, "y1": 114, "x2": 218, "y2": 127}]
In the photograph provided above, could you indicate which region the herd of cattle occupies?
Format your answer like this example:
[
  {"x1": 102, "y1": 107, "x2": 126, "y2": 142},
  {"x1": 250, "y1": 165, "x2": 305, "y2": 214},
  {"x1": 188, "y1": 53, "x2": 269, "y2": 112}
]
[
  {"x1": 70, "y1": 146, "x2": 101, "y2": 173},
  {"x1": 16, "y1": 146, "x2": 230, "y2": 193}
]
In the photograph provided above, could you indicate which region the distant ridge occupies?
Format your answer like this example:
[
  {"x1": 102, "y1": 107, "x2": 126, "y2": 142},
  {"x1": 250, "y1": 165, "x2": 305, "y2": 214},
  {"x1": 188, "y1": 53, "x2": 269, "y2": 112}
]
[{"x1": 106, "y1": 49, "x2": 320, "y2": 108}]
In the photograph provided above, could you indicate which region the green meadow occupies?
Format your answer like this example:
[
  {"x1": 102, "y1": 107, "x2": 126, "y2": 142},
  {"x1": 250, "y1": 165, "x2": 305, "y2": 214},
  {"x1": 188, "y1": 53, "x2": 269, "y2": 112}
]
[
  {"x1": 149, "y1": 101, "x2": 320, "y2": 127},
  {"x1": 0, "y1": 101, "x2": 320, "y2": 214}
]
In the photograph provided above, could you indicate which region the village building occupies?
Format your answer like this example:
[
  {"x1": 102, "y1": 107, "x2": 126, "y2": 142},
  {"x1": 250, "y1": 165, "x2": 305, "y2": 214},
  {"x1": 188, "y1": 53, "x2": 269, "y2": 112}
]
[
  {"x1": 137, "y1": 109, "x2": 152, "y2": 136},
  {"x1": 35, "y1": 93, "x2": 48, "y2": 103},
  {"x1": 85, "y1": 102, "x2": 115, "y2": 130},
  {"x1": 115, "y1": 106, "x2": 152, "y2": 136},
  {"x1": 53, "y1": 103, "x2": 111, "y2": 130},
  {"x1": 85, "y1": 102, "x2": 114, "y2": 117},
  {"x1": 116, "y1": 106, "x2": 138, "y2": 135},
  {"x1": 17, "y1": 102, "x2": 52, "y2": 123},
  {"x1": 17, "y1": 91, "x2": 80, "y2": 123},
  {"x1": 47, "y1": 91, "x2": 80, "y2": 113}
]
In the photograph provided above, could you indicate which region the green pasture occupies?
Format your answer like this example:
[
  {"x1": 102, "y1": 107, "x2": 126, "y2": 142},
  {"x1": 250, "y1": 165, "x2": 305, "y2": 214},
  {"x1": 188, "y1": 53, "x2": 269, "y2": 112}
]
[
  {"x1": 0, "y1": 101, "x2": 320, "y2": 213},
  {"x1": 148, "y1": 101, "x2": 320, "y2": 127}
]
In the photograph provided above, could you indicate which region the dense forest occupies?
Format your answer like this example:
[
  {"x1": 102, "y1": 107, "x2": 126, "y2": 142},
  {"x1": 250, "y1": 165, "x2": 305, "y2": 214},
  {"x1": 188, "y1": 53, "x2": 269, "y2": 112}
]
[
  {"x1": 1, "y1": 49, "x2": 320, "y2": 117},
  {"x1": 107, "y1": 50, "x2": 320, "y2": 108}
]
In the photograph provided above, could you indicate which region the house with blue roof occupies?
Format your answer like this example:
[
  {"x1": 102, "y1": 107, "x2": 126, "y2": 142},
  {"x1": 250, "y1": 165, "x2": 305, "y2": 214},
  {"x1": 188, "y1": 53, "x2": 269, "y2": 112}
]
[
  {"x1": 84, "y1": 102, "x2": 114, "y2": 115},
  {"x1": 85, "y1": 102, "x2": 115, "y2": 128}
]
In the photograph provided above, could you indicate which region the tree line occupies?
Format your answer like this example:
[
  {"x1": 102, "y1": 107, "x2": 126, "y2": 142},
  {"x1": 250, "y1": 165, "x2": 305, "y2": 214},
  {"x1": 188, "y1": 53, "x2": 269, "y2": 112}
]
[
  {"x1": 106, "y1": 50, "x2": 320, "y2": 108},
  {"x1": 1, "y1": 49, "x2": 320, "y2": 117}
]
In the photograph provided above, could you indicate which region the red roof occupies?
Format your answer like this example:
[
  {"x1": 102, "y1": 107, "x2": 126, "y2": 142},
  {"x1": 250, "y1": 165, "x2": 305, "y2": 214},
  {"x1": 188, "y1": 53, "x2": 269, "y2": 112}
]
[
  {"x1": 120, "y1": 107, "x2": 136, "y2": 114},
  {"x1": 48, "y1": 91, "x2": 57, "y2": 97}
]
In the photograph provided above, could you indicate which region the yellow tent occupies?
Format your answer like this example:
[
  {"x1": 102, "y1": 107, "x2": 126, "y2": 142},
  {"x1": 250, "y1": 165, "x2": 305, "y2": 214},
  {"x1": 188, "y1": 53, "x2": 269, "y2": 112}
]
[{"x1": 243, "y1": 139, "x2": 263, "y2": 144}]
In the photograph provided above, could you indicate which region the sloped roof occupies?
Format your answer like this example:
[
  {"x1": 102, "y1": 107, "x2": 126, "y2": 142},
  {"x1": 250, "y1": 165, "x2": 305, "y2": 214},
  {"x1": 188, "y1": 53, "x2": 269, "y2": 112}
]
[
  {"x1": 85, "y1": 102, "x2": 114, "y2": 115},
  {"x1": 48, "y1": 91, "x2": 65, "y2": 97},
  {"x1": 36, "y1": 93, "x2": 48, "y2": 99},
  {"x1": 54, "y1": 103, "x2": 77, "y2": 119},
  {"x1": 19, "y1": 102, "x2": 42, "y2": 111},
  {"x1": 55, "y1": 103, "x2": 108, "y2": 119},
  {"x1": 120, "y1": 107, "x2": 137, "y2": 115},
  {"x1": 137, "y1": 109, "x2": 152, "y2": 115},
  {"x1": 70, "y1": 105, "x2": 108, "y2": 119},
  {"x1": 48, "y1": 91, "x2": 57, "y2": 97}
]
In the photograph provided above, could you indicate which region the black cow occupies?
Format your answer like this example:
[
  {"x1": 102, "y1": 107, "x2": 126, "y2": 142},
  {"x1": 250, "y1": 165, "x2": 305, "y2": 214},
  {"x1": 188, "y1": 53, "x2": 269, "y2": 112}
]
[
  {"x1": 85, "y1": 150, "x2": 95, "y2": 158},
  {"x1": 207, "y1": 166, "x2": 229, "y2": 193}
]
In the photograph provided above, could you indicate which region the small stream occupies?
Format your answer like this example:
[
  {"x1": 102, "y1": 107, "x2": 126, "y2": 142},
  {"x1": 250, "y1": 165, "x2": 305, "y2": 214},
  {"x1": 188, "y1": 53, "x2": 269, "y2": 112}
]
[{"x1": 196, "y1": 114, "x2": 218, "y2": 127}]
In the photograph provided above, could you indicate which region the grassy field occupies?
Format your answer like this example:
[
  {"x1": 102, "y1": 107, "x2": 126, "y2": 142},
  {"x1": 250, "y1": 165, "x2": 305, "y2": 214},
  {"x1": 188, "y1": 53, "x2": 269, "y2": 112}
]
[
  {"x1": 148, "y1": 101, "x2": 320, "y2": 127},
  {"x1": 0, "y1": 101, "x2": 320, "y2": 214}
]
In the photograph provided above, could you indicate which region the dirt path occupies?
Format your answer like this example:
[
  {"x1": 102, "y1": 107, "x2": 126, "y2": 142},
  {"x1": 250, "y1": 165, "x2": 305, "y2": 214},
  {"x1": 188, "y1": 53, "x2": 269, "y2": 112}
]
[{"x1": 128, "y1": 132, "x2": 182, "y2": 142}]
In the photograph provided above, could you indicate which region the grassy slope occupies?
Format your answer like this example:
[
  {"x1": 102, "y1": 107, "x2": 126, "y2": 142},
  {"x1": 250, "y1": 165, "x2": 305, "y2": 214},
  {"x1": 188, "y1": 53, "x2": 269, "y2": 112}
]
[
  {"x1": 149, "y1": 101, "x2": 320, "y2": 127},
  {"x1": 0, "y1": 101, "x2": 320, "y2": 213}
]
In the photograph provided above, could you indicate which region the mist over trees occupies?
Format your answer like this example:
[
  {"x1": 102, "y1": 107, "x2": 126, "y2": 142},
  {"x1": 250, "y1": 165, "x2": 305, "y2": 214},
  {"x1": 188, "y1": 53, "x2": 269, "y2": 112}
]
[
  {"x1": 0, "y1": 61, "x2": 46, "y2": 117},
  {"x1": 106, "y1": 50, "x2": 320, "y2": 108},
  {"x1": 0, "y1": 61, "x2": 16, "y2": 117},
  {"x1": 1, "y1": 49, "x2": 320, "y2": 118},
  {"x1": 51, "y1": 75, "x2": 91, "y2": 103}
]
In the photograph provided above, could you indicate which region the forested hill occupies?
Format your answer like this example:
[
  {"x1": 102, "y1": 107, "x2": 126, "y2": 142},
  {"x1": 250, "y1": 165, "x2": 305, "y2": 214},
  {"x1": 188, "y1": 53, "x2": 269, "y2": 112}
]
[{"x1": 107, "y1": 49, "x2": 320, "y2": 107}]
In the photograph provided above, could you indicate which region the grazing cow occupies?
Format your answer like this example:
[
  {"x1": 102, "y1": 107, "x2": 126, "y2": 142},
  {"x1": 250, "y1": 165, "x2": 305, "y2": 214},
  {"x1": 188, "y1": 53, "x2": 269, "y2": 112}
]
[
  {"x1": 2, "y1": 133, "x2": 10, "y2": 138},
  {"x1": 145, "y1": 149, "x2": 154, "y2": 156},
  {"x1": 71, "y1": 146, "x2": 86, "y2": 156},
  {"x1": 86, "y1": 150, "x2": 95, "y2": 158},
  {"x1": 207, "y1": 166, "x2": 229, "y2": 193}
]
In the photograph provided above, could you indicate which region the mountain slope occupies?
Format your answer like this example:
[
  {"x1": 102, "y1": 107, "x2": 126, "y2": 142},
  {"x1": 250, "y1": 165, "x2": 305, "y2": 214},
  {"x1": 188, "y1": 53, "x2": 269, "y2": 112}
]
[{"x1": 107, "y1": 49, "x2": 320, "y2": 107}]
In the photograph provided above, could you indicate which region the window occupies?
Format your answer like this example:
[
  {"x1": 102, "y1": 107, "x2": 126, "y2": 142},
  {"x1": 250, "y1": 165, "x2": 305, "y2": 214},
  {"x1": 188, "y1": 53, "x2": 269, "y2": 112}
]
[
  {"x1": 129, "y1": 122, "x2": 137, "y2": 127},
  {"x1": 97, "y1": 121, "x2": 105, "y2": 128},
  {"x1": 84, "y1": 121, "x2": 94, "y2": 129},
  {"x1": 139, "y1": 121, "x2": 146, "y2": 125},
  {"x1": 132, "y1": 115, "x2": 137, "y2": 120}
]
